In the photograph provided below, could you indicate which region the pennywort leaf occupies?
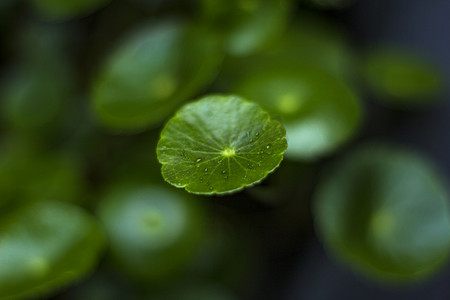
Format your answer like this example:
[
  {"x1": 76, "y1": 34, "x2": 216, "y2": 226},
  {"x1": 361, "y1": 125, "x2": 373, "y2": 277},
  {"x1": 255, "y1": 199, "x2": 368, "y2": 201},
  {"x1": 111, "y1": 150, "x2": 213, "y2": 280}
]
[
  {"x1": 0, "y1": 201, "x2": 105, "y2": 299},
  {"x1": 91, "y1": 19, "x2": 223, "y2": 133},
  {"x1": 98, "y1": 183, "x2": 206, "y2": 281},
  {"x1": 233, "y1": 64, "x2": 361, "y2": 160},
  {"x1": 314, "y1": 144, "x2": 450, "y2": 281},
  {"x1": 157, "y1": 95, "x2": 288, "y2": 195},
  {"x1": 363, "y1": 48, "x2": 443, "y2": 106}
]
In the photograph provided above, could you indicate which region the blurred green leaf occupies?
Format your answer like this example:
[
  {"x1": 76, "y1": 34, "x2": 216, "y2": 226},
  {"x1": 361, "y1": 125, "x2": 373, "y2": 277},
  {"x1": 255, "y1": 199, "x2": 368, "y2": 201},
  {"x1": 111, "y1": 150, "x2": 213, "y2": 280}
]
[
  {"x1": 314, "y1": 144, "x2": 450, "y2": 280},
  {"x1": 0, "y1": 138, "x2": 85, "y2": 212},
  {"x1": 91, "y1": 19, "x2": 223, "y2": 133},
  {"x1": 200, "y1": 0, "x2": 291, "y2": 56},
  {"x1": 29, "y1": 0, "x2": 112, "y2": 20},
  {"x1": 1, "y1": 25, "x2": 74, "y2": 133},
  {"x1": 98, "y1": 183, "x2": 207, "y2": 282},
  {"x1": 233, "y1": 64, "x2": 361, "y2": 160},
  {"x1": 0, "y1": 200, "x2": 105, "y2": 299},
  {"x1": 157, "y1": 95, "x2": 288, "y2": 195},
  {"x1": 363, "y1": 48, "x2": 443, "y2": 106},
  {"x1": 151, "y1": 282, "x2": 238, "y2": 300}
]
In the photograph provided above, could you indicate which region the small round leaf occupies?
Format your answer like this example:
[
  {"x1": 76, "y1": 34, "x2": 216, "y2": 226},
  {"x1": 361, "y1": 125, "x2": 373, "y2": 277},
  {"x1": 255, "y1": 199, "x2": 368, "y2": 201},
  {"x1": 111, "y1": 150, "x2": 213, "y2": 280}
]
[
  {"x1": 98, "y1": 183, "x2": 206, "y2": 281},
  {"x1": 91, "y1": 19, "x2": 223, "y2": 132},
  {"x1": 233, "y1": 64, "x2": 361, "y2": 160},
  {"x1": 157, "y1": 95, "x2": 288, "y2": 195},
  {"x1": 0, "y1": 201, "x2": 105, "y2": 299},
  {"x1": 314, "y1": 144, "x2": 450, "y2": 281},
  {"x1": 363, "y1": 48, "x2": 443, "y2": 106}
]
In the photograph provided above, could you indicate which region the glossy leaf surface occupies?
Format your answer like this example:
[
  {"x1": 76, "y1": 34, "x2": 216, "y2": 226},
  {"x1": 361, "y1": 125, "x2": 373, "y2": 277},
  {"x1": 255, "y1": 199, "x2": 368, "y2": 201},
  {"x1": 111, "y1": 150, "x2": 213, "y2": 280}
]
[
  {"x1": 157, "y1": 95, "x2": 288, "y2": 195},
  {"x1": 314, "y1": 144, "x2": 450, "y2": 280}
]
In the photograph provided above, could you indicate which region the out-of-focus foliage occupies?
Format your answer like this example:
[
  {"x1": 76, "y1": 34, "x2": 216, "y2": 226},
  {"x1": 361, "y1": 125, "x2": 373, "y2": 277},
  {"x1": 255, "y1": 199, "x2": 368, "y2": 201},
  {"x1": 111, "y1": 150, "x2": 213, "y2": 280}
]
[
  {"x1": 1, "y1": 25, "x2": 73, "y2": 133},
  {"x1": 91, "y1": 19, "x2": 223, "y2": 132},
  {"x1": 29, "y1": 0, "x2": 112, "y2": 20},
  {"x1": 0, "y1": 0, "x2": 448, "y2": 298},
  {"x1": 363, "y1": 48, "x2": 443, "y2": 106},
  {"x1": 200, "y1": 0, "x2": 292, "y2": 57},
  {"x1": 233, "y1": 64, "x2": 361, "y2": 160},
  {"x1": 0, "y1": 137, "x2": 85, "y2": 213},
  {"x1": 98, "y1": 183, "x2": 206, "y2": 282},
  {"x1": 314, "y1": 144, "x2": 450, "y2": 280},
  {"x1": 0, "y1": 200, "x2": 105, "y2": 300},
  {"x1": 157, "y1": 95, "x2": 288, "y2": 194}
]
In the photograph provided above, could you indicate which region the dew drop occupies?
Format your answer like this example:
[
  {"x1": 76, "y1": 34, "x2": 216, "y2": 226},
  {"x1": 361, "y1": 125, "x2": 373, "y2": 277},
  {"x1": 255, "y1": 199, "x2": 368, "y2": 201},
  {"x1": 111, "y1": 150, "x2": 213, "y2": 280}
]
[
  {"x1": 196, "y1": 158, "x2": 202, "y2": 163},
  {"x1": 266, "y1": 144, "x2": 271, "y2": 149},
  {"x1": 204, "y1": 168, "x2": 208, "y2": 172},
  {"x1": 209, "y1": 186, "x2": 213, "y2": 190},
  {"x1": 222, "y1": 170, "x2": 226, "y2": 174}
]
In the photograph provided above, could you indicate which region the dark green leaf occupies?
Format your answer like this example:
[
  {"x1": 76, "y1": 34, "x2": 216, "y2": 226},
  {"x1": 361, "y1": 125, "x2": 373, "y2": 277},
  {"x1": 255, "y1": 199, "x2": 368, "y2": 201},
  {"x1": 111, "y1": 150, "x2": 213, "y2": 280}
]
[
  {"x1": 0, "y1": 201, "x2": 105, "y2": 299},
  {"x1": 314, "y1": 144, "x2": 450, "y2": 280},
  {"x1": 200, "y1": 0, "x2": 291, "y2": 56},
  {"x1": 363, "y1": 48, "x2": 443, "y2": 106},
  {"x1": 91, "y1": 19, "x2": 223, "y2": 132},
  {"x1": 98, "y1": 183, "x2": 206, "y2": 281},
  {"x1": 233, "y1": 64, "x2": 361, "y2": 160},
  {"x1": 29, "y1": 0, "x2": 111, "y2": 20}
]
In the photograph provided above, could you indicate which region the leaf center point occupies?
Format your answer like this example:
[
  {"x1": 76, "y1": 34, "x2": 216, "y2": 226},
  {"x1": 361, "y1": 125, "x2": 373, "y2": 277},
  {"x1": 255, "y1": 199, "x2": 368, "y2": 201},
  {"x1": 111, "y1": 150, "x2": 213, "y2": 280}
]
[{"x1": 222, "y1": 148, "x2": 236, "y2": 157}]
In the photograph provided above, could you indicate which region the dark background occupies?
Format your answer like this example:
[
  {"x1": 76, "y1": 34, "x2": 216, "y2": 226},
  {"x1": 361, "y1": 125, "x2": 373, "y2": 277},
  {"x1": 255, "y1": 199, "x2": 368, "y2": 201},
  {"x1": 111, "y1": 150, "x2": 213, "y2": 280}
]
[{"x1": 283, "y1": 0, "x2": 450, "y2": 299}]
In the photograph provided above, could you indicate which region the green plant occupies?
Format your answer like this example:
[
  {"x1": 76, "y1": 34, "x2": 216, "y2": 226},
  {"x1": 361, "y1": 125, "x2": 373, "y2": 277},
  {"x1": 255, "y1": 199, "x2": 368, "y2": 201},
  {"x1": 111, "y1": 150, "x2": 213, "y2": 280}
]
[
  {"x1": 157, "y1": 95, "x2": 288, "y2": 194},
  {"x1": 0, "y1": 0, "x2": 449, "y2": 299}
]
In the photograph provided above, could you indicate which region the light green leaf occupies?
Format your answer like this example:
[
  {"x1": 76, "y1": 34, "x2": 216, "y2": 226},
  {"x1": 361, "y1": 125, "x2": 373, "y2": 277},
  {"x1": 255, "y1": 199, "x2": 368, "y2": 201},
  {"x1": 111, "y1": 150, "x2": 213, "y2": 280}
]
[
  {"x1": 200, "y1": 0, "x2": 291, "y2": 57},
  {"x1": 98, "y1": 183, "x2": 206, "y2": 281},
  {"x1": 363, "y1": 48, "x2": 443, "y2": 106},
  {"x1": 0, "y1": 201, "x2": 105, "y2": 299},
  {"x1": 157, "y1": 95, "x2": 288, "y2": 195},
  {"x1": 91, "y1": 19, "x2": 223, "y2": 132},
  {"x1": 233, "y1": 64, "x2": 361, "y2": 160},
  {"x1": 314, "y1": 144, "x2": 450, "y2": 281}
]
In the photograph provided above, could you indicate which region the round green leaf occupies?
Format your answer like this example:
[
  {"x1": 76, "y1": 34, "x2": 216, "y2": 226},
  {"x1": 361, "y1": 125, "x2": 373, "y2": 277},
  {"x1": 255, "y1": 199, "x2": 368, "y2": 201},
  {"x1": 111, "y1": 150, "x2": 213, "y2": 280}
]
[
  {"x1": 233, "y1": 64, "x2": 361, "y2": 160},
  {"x1": 98, "y1": 183, "x2": 206, "y2": 282},
  {"x1": 272, "y1": 13, "x2": 355, "y2": 79},
  {"x1": 314, "y1": 144, "x2": 450, "y2": 281},
  {"x1": 200, "y1": 0, "x2": 291, "y2": 57},
  {"x1": 157, "y1": 95, "x2": 288, "y2": 195},
  {"x1": 91, "y1": 19, "x2": 223, "y2": 132},
  {"x1": 0, "y1": 200, "x2": 105, "y2": 299},
  {"x1": 363, "y1": 48, "x2": 443, "y2": 106},
  {"x1": 30, "y1": 0, "x2": 111, "y2": 20}
]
